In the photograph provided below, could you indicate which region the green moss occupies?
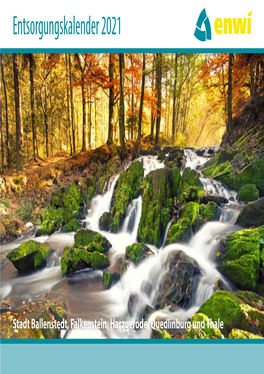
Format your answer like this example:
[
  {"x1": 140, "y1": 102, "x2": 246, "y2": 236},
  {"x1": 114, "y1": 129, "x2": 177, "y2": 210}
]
[
  {"x1": 125, "y1": 243, "x2": 152, "y2": 264},
  {"x1": 198, "y1": 291, "x2": 246, "y2": 334},
  {"x1": 219, "y1": 227, "x2": 263, "y2": 291},
  {"x1": 74, "y1": 228, "x2": 111, "y2": 253},
  {"x1": 165, "y1": 217, "x2": 192, "y2": 245},
  {"x1": 234, "y1": 159, "x2": 264, "y2": 196},
  {"x1": 237, "y1": 184, "x2": 259, "y2": 203},
  {"x1": 102, "y1": 272, "x2": 113, "y2": 289},
  {"x1": 182, "y1": 186, "x2": 204, "y2": 204},
  {"x1": 89, "y1": 251, "x2": 110, "y2": 270},
  {"x1": 203, "y1": 161, "x2": 234, "y2": 187},
  {"x1": 61, "y1": 246, "x2": 90, "y2": 276},
  {"x1": 152, "y1": 329, "x2": 172, "y2": 339},
  {"x1": 185, "y1": 313, "x2": 223, "y2": 339},
  {"x1": 178, "y1": 168, "x2": 202, "y2": 202},
  {"x1": 199, "y1": 202, "x2": 218, "y2": 222},
  {"x1": 62, "y1": 218, "x2": 80, "y2": 233},
  {"x1": 63, "y1": 184, "x2": 83, "y2": 211},
  {"x1": 110, "y1": 161, "x2": 144, "y2": 232},
  {"x1": 99, "y1": 212, "x2": 111, "y2": 231},
  {"x1": 7, "y1": 240, "x2": 51, "y2": 272},
  {"x1": 138, "y1": 167, "x2": 181, "y2": 247},
  {"x1": 228, "y1": 329, "x2": 263, "y2": 339},
  {"x1": 180, "y1": 202, "x2": 200, "y2": 226}
]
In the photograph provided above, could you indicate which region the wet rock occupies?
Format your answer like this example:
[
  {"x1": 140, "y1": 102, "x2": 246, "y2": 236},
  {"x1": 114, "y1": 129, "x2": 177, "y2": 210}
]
[
  {"x1": 201, "y1": 194, "x2": 229, "y2": 206},
  {"x1": 195, "y1": 149, "x2": 205, "y2": 157},
  {"x1": 6, "y1": 240, "x2": 51, "y2": 273},
  {"x1": 198, "y1": 290, "x2": 264, "y2": 336},
  {"x1": 236, "y1": 197, "x2": 264, "y2": 228},
  {"x1": 185, "y1": 313, "x2": 222, "y2": 339},
  {"x1": 218, "y1": 227, "x2": 264, "y2": 291},
  {"x1": 74, "y1": 228, "x2": 111, "y2": 253},
  {"x1": 140, "y1": 280, "x2": 153, "y2": 297},
  {"x1": 99, "y1": 212, "x2": 111, "y2": 231},
  {"x1": 125, "y1": 243, "x2": 153, "y2": 264},
  {"x1": 237, "y1": 184, "x2": 259, "y2": 204},
  {"x1": 128, "y1": 294, "x2": 139, "y2": 316},
  {"x1": 142, "y1": 305, "x2": 156, "y2": 321},
  {"x1": 138, "y1": 167, "x2": 181, "y2": 247},
  {"x1": 109, "y1": 161, "x2": 144, "y2": 232},
  {"x1": 165, "y1": 218, "x2": 192, "y2": 245},
  {"x1": 214, "y1": 278, "x2": 231, "y2": 292},
  {"x1": 207, "y1": 148, "x2": 215, "y2": 156},
  {"x1": 155, "y1": 250, "x2": 200, "y2": 310},
  {"x1": 102, "y1": 271, "x2": 120, "y2": 289},
  {"x1": 61, "y1": 246, "x2": 110, "y2": 276},
  {"x1": 178, "y1": 168, "x2": 203, "y2": 203}
]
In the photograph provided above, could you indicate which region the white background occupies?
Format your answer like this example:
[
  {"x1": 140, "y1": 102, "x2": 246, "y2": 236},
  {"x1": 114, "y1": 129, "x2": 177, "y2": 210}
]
[{"x1": 0, "y1": 0, "x2": 263, "y2": 49}]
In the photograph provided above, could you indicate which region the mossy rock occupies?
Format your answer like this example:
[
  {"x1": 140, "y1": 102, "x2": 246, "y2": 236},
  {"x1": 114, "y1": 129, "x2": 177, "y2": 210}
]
[
  {"x1": 109, "y1": 161, "x2": 144, "y2": 232},
  {"x1": 99, "y1": 212, "x2": 111, "y2": 231},
  {"x1": 63, "y1": 184, "x2": 83, "y2": 211},
  {"x1": 180, "y1": 202, "x2": 200, "y2": 226},
  {"x1": 81, "y1": 177, "x2": 96, "y2": 208},
  {"x1": 74, "y1": 228, "x2": 111, "y2": 253},
  {"x1": 61, "y1": 218, "x2": 80, "y2": 233},
  {"x1": 203, "y1": 161, "x2": 234, "y2": 188},
  {"x1": 61, "y1": 246, "x2": 90, "y2": 276},
  {"x1": 237, "y1": 184, "x2": 259, "y2": 204},
  {"x1": 218, "y1": 227, "x2": 264, "y2": 291},
  {"x1": 125, "y1": 243, "x2": 153, "y2": 264},
  {"x1": 185, "y1": 313, "x2": 223, "y2": 339},
  {"x1": 228, "y1": 328, "x2": 263, "y2": 339},
  {"x1": 182, "y1": 186, "x2": 204, "y2": 204},
  {"x1": 198, "y1": 290, "x2": 264, "y2": 335},
  {"x1": 138, "y1": 167, "x2": 181, "y2": 247},
  {"x1": 236, "y1": 197, "x2": 264, "y2": 228},
  {"x1": 89, "y1": 251, "x2": 110, "y2": 270},
  {"x1": 178, "y1": 168, "x2": 202, "y2": 202},
  {"x1": 180, "y1": 201, "x2": 218, "y2": 232},
  {"x1": 102, "y1": 271, "x2": 120, "y2": 289},
  {"x1": 165, "y1": 217, "x2": 192, "y2": 245},
  {"x1": 233, "y1": 159, "x2": 264, "y2": 196},
  {"x1": 151, "y1": 329, "x2": 172, "y2": 339},
  {"x1": 6, "y1": 240, "x2": 51, "y2": 273}
]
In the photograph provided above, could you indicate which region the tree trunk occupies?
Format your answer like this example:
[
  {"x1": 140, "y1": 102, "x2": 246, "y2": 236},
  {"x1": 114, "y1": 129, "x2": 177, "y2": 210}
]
[
  {"x1": 151, "y1": 54, "x2": 155, "y2": 138},
  {"x1": 107, "y1": 53, "x2": 114, "y2": 144},
  {"x1": 227, "y1": 53, "x2": 233, "y2": 140},
  {"x1": 172, "y1": 53, "x2": 178, "y2": 142},
  {"x1": 44, "y1": 84, "x2": 49, "y2": 158},
  {"x1": 13, "y1": 53, "x2": 23, "y2": 171},
  {"x1": 155, "y1": 53, "x2": 162, "y2": 150},
  {"x1": 65, "y1": 54, "x2": 72, "y2": 155},
  {"x1": 1, "y1": 54, "x2": 10, "y2": 168},
  {"x1": 29, "y1": 54, "x2": 37, "y2": 157},
  {"x1": 68, "y1": 54, "x2": 75, "y2": 153},
  {"x1": 81, "y1": 82, "x2": 86, "y2": 151},
  {"x1": 138, "y1": 53, "x2": 146, "y2": 145},
  {"x1": 0, "y1": 72, "x2": 4, "y2": 171},
  {"x1": 118, "y1": 54, "x2": 127, "y2": 157}
]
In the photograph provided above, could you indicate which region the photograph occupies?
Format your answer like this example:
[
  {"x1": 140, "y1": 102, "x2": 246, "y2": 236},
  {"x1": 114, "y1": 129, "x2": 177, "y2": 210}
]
[{"x1": 1, "y1": 52, "x2": 264, "y2": 340}]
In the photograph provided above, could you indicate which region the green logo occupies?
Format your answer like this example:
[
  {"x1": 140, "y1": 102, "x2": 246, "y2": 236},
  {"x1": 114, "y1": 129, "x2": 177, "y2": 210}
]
[{"x1": 194, "y1": 8, "x2": 212, "y2": 42}]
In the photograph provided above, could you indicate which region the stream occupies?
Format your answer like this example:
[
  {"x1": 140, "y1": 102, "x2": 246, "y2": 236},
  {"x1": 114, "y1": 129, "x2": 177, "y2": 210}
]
[{"x1": 0, "y1": 151, "x2": 243, "y2": 339}]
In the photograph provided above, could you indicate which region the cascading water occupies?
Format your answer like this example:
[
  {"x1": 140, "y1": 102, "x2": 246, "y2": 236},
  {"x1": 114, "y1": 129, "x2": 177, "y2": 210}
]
[{"x1": 0, "y1": 151, "x2": 243, "y2": 339}]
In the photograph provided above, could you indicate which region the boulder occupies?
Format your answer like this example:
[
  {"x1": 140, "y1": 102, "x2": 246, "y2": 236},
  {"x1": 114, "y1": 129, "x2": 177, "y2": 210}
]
[
  {"x1": 61, "y1": 246, "x2": 110, "y2": 276},
  {"x1": 109, "y1": 161, "x2": 144, "y2": 232},
  {"x1": 138, "y1": 167, "x2": 181, "y2": 247},
  {"x1": 198, "y1": 290, "x2": 264, "y2": 335},
  {"x1": 236, "y1": 197, "x2": 264, "y2": 228},
  {"x1": 6, "y1": 240, "x2": 51, "y2": 273},
  {"x1": 102, "y1": 271, "x2": 120, "y2": 289},
  {"x1": 74, "y1": 228, "x2": 111, "y2": 253},
  {"x1": 185, "y1": 313, "x2": 222, "y2": 339},
  {"x1": 155, "y1": 250, "x2": 200, "y2": 310},
  {"x1": 128, "y1": 294, "x2": 139, "y2": 316},
  {"x1": 201, "y1": 194, "x2": 229, "y2": 206},
  {"x1": 237, "y1": 184, "x2": 259, "y2": 204},
  {"x1": 61, "y1": 218, "x2": 80, "y2": 233},
  {"x1": 99, "y1": 212, "x2": 111, "y2": 231},
  {"x1": 182, "y1": 186, "x2": 204, "y2": 204},
  {"x1": 178, "y1": 168, "x2": 203, "y2": 202},
  {"x1": 140, "y1": 280, "x2": 153, "y2": 297},
  {"x1": 125, "y1": 243, "x2": 153, "y2": 264},
  {"x1": 218, "y1": 227, "x2": 264, "y2": 291},
  {"x1": 165, "y1": 218, "x2": 192, "y2": 245}
]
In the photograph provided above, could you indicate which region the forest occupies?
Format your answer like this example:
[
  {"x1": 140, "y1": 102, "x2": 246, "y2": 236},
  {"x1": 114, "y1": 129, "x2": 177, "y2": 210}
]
[
  {"x1": 1, "y1": 53, "x2": 263, "y2": 171},
  {"x1": 0, "y1": 52, "x2": 264, "y2": 340}
]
